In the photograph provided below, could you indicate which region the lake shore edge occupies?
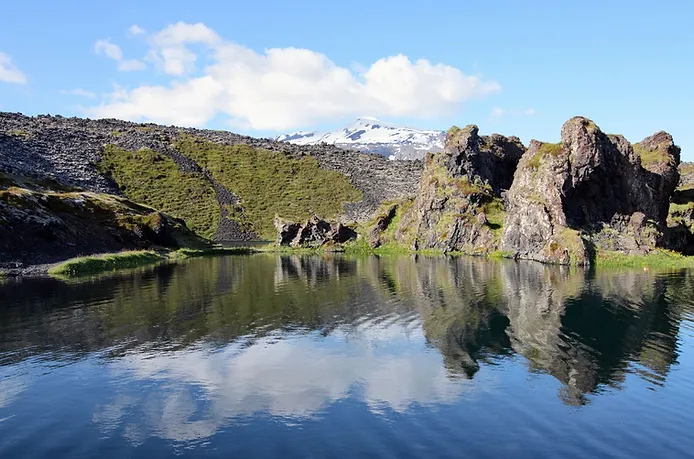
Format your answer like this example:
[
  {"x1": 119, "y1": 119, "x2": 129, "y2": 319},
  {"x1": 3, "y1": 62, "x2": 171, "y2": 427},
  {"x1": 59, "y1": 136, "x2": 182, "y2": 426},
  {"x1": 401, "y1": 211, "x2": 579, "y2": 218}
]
[{"x1": 4, "y1": 242, "x2": 694, "y2": 280}]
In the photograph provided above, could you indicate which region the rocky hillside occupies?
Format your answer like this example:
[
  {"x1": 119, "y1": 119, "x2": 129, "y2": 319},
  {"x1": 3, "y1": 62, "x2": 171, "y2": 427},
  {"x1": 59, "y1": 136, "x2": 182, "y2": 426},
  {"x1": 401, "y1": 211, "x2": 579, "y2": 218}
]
[
  {"x1": 0, "y1": 113, "x2": 422, "y2": 241},
  {"x1": 0, "y1": 171, "x2": 208, "y2": 270},
  {"x1": 277, "y1": 117, "x2": 445, "y2": 160},
  {"x1": 366, "y1": 116, "x2": 693, "y2": 264}
]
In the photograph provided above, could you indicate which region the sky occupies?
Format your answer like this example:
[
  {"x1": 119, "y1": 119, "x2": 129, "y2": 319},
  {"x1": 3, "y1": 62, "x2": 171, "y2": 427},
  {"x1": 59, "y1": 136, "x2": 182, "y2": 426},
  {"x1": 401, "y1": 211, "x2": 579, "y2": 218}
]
[{"x1": 0, "y1": 0, "x2": 692, "y2": 159}]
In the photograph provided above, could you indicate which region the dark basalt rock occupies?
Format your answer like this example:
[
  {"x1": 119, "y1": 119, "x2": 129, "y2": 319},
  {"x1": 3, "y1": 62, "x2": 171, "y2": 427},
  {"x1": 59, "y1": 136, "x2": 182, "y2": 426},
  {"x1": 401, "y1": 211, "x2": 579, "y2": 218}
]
[
  {"x1": 665, "y1": 175, "x2": 694, "y2": 255},
  {"x1": 274, "y1": 215, "x2": 302, "y2": 246},
  {"x1": 501, "y1": 117, "x2": 681, "y2": 265},
  {"x1": 274, "y1": 214, "x2": 357, "y2": 248},
  {"x1": 390, "y1": 125, "x2": 525, "y2": 253},
  {"x1": 442, "y1": 125, "x2": 525, "y2": 194}
]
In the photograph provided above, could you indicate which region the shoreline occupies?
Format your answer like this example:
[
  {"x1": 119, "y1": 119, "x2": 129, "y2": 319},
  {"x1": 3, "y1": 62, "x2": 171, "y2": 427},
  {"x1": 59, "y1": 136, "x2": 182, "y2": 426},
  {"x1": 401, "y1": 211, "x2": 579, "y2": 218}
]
[
  {"x1": 1, "y1": 246, "x2": 258, "y2": 279},
  {"x1": 3, "y1": 244, "x2": 694, "y2": 280}
]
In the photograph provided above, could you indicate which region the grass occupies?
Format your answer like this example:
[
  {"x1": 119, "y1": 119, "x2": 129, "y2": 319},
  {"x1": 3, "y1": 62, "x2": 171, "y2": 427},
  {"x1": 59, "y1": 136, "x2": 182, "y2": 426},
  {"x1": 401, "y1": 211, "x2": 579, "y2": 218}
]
[
  {"x1": 343, "y1": 238, "x2": 416, "y2": 255},
  {"x1": 361, "y1": 198, "x2": 414, "y2": 245},
  {"x1": 445, "y1": 125, "x2": 476, "y2": 145},
  {"x1": 526, "y1": 142, "x2": 564, "y2": 169},
  {"x1": 595, "y1": 249, "x2": 694, "y2": 269},
  {"x1": 48, "y1": 251, "x2": 164, "y2": 277},
  {"x1": 48, "y1": 246, "x2": 257, "y2": 278},
  {"x1": 43, "y1": 241, "x2": 683, "y2": 275},
  {"x1": 175, "y1": 136, "x2": 362, "y2": 239},
  {"x1": 98, "y1": 145, "x2": 220, "y2": 239},
  {"x1": 482, "y1": 197, "x2": 505, "y2": 238},
  {"x1": 6, "y1": 129, "x2": 30, "y2": 139},
  {"x1": 633, "y1": 143, "x2": 674, "y2": 168}
]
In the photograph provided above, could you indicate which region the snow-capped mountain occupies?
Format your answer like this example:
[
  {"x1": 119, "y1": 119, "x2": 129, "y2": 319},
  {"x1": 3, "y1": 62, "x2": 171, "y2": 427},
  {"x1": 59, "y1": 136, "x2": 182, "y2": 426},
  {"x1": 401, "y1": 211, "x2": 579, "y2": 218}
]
[{"x1": 276, "y1": 117, "x2": 445, "y2": 160}]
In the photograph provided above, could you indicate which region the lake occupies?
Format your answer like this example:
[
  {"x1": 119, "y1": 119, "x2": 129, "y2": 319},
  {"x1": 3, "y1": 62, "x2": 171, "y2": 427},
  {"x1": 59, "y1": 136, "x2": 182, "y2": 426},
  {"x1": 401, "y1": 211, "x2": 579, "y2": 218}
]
[{"x1": 1, "y1": 254, "x2": 693, "y2": 458}]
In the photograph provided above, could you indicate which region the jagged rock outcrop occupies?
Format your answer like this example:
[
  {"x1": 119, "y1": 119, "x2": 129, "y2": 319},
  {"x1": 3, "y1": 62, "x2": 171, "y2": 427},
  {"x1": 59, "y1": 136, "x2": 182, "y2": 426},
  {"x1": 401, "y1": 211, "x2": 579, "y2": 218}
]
[
  {"x1": 501, "y1": 117, "x2": 681, "y2": 265},
  {"x1": 388, "y1": 125, "x2": 525, "y2": 253},
  {"x1": 274, "y1": 214, "x2": 357, "y2": 248},
  {"x1": 665, "y1": 163, "x2": 694, "y2": 254}
]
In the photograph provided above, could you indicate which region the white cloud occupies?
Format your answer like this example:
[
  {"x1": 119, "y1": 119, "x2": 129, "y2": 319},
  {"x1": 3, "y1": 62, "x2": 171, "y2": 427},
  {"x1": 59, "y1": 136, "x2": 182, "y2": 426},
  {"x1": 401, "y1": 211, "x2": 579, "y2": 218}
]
[
  {"x1": 94, "y1": 38, "x2": 145, "y2": 72},
  {"x1": 60, "y1": 88, "x2": 97, "y2": 98},
  {"x1": 118, "y1": 59, "x2": 146, "y2": 71},
  {"x1": 491, "y1": 107, "x2": 505, "y2": 118},
  {"x1": 145, "y1": 22, "x2": 221, "y2": 76},
  {"x1": 86, "y1": 22, "x2": 501, "y2": 131},
  {"x1": 490, "y1": 106, "x2": 536, "y2": 120},
  {"x1": 128, "y1": 24, "x2": 146, "y2": 36},
  {"x1": 94, "y1": 39, "x2": 123, "y2": 61},
  {"x1": 0, "y1": 52, "x2": 27, "y2": 84},
  {"x1": 92, "y1": 323, "x2": 482, "y2": 442}
]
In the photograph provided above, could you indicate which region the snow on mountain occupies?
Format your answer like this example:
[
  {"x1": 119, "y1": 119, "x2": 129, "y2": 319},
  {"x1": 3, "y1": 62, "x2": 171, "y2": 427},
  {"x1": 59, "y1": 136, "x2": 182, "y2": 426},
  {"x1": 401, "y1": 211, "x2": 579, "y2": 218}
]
[{"x1": 275, "y1": 117, "x2": 445, "y2": 160}]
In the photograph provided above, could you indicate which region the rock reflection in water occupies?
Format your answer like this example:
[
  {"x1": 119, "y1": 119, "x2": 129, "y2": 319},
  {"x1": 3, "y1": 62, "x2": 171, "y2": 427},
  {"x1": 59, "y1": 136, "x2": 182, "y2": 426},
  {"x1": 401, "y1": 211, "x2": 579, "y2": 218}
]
[{"x1": 0, "y1": 253, "x2": 691, "y2": 447}]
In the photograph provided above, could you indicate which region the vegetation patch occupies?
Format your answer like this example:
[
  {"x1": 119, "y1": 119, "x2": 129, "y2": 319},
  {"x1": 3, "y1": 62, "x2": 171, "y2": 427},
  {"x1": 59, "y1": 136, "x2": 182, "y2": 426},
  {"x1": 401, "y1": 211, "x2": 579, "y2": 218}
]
[
  {"x1": 175, "y1": 136, "x2": 362, "y2": 239},
  {"x1": 595, "y1": 249, "x2": 694, "y2": 269},
  {"x1": 48, "y1": 246, "x2": 257, "y2": 278},
  {"x1": 98, "y1": 145, "x2": 220, "y2": 239},
  {"x1": 634, "y1": 143, "x2": 673, "y2": 167},
  {"x1": 343, "y1": 238, "x2": 443, "y2": 256},
  {"x1": 6, "y1": 129, "x2": 30, "y2": 139},
  {"x1": 482, "y1": 197, "x2": 505, "y2": 236},
  {"x1": 48, "y1": 250, "x2": 164, "y2": 277},
  {"x1": 527, "y1": 142, "x2": 564, "y2": 169}
]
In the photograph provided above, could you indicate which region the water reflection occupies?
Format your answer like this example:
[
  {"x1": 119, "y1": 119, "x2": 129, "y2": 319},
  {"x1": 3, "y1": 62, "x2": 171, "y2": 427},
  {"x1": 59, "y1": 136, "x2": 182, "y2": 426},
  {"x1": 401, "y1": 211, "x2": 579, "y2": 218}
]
[{"x1": 0, "y1": 254, "x2": 693, "y2": 448}]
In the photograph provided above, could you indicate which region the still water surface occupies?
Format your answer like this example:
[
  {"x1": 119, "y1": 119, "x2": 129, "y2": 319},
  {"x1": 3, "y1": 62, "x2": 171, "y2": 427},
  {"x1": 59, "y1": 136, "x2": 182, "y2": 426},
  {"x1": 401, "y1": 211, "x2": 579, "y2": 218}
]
[{"x1": 1, "y1": 254, "x2": 693, "y2": 458}]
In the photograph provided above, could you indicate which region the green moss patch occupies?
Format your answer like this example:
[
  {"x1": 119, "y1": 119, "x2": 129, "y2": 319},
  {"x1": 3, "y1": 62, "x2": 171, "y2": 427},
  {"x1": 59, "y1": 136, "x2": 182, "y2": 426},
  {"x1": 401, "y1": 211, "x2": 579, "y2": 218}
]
[
  {"x1": 482, "y1": 197, "x2": 505, "y2": 232},
  {"x1": 48, "y1": 246, "x2": 257, "y2": 278},
  {"x1": 634, "y1": 143, "x2": 673, "y2": 167},
  {"x1": 595, "y1": 249, "x2": 694, "y2": 269},
  {"x1": 98, "y1": 145, "x2": 220, "y2": 239},
  {"x1": 527, "y1": 142, "x2": 564, "y2": 169},
  {"x1": 175, "y1": 137, "x2": 362, "y2": 239},
  {"x1": 48, "y1": 250, "x2": 164, "y2": 277}
]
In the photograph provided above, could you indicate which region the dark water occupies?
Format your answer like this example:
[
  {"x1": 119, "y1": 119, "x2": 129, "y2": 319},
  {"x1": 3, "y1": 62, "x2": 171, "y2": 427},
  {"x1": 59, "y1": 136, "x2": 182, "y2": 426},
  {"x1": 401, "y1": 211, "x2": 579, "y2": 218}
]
[{"x1": 1, "y1": 255, "x2": 693, "y2": 458}]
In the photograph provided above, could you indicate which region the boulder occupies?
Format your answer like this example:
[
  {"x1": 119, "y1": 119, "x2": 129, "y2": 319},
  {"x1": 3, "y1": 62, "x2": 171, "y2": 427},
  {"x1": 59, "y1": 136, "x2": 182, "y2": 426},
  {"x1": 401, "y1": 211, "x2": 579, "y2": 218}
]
[
  {"x1": 274, "y1": 214, "x2": 357, "y2": 248},
  {"x1": 274, "y1": 215, "x2": 302, "y2": 246},
  {"x1": 501, "y1": 117, "x2": 681, "y2": 265},
  {"x1": 391, "y1": 125, "x2": 525, "y2": 253}
]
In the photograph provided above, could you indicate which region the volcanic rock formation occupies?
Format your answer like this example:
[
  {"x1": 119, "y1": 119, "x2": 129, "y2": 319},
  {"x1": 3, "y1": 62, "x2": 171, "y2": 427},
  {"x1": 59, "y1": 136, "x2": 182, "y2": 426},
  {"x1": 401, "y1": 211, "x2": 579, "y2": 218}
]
[
  {"x1": 274, "y1": 214, "x2": 357, "y2": 248},
  {"x1": 501, "y1": 117, "x2": 681, "y2": 264},
  {"x1": 390, "y1": 125, "x2": 525, "y2": 253}
]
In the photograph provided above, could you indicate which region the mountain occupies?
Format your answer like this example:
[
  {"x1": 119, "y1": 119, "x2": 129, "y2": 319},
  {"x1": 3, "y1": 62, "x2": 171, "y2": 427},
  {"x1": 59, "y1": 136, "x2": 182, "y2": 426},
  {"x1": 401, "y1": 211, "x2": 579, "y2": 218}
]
[{"x1": 276, "y1": 117, "x2": 445, "y2": 160}]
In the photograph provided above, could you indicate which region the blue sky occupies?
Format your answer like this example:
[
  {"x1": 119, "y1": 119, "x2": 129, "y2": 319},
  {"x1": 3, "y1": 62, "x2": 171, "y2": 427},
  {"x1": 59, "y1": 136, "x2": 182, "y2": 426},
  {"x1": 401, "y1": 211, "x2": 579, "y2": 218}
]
[{"x1": 1, "y1": 0, "x2": 692, "y2": 159}]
